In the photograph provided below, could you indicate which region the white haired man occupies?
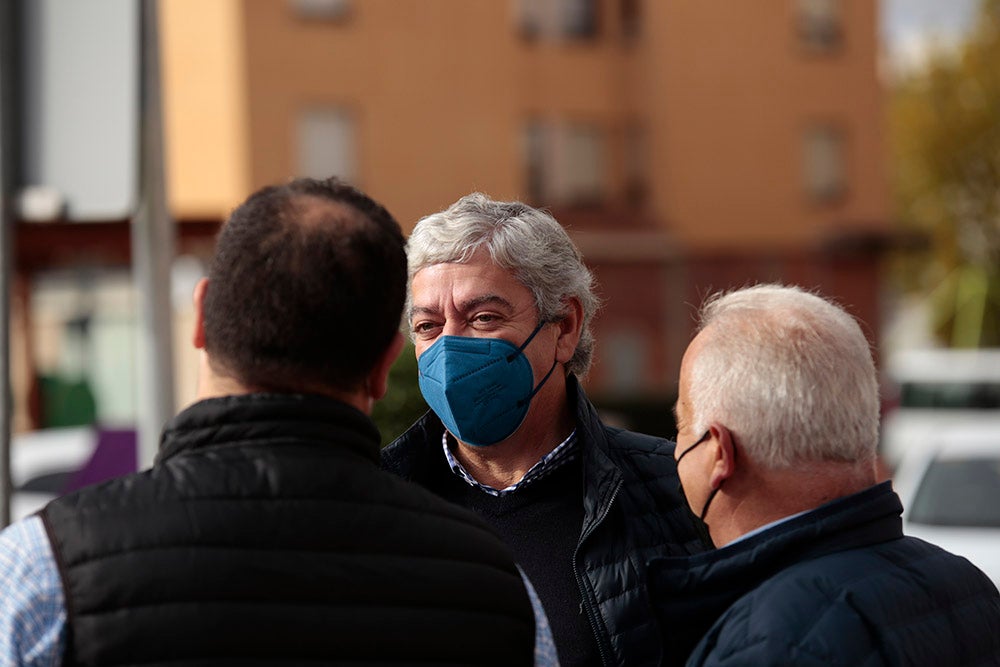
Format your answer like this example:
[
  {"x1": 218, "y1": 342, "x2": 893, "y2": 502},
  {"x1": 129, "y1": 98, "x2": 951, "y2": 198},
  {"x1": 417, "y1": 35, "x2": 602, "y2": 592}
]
[
  {"x1": 382, "y1": 193, "x2": 702, "y2": 667},
  {"x1": 649, "y1": 284, "x2": 1000, "y2": 666}
]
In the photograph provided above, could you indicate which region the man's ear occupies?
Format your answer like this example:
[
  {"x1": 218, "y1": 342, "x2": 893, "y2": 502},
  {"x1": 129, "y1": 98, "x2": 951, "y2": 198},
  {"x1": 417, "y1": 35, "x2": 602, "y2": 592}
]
[
  {"x1": 708, "y1": 422, "x2": 737, "y2": 489},
  {"x1": 192, "y1": 278, "x2": 209, "y2": 350},
  {"x1": 368, "y1": 331, "x2": 405, "y2": 401},
  {"x1": 554, "y1": 296, "x2": 584, "y2": 365}
]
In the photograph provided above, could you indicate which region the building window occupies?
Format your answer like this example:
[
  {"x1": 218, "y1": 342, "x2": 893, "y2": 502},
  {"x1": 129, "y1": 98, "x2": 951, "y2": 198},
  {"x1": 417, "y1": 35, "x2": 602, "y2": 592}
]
[
  {"x1": 797, "y1": 0, "x2": 842, "y2": 52},
  {"x1": 523, "y1": 120, "x2": 607, "y2": 206},
  {"x1": 620, "y1": 0, "x2": 641, "y2": 43},
  {"x1": 524, "y1": 122, "x2": 547, "y2": 204},
  {"x1": 517, "y1": 0, "x2": 598, "y2": 41},
  {"x1": 289, "y1": 0, "x2": 351, "y2": 21},
  {"x1": 803, "y1": 124, "x2": 845, "y2": 202},
  {"x1": 605, "y1": 329, "x2": 647, "y2": 394},
  {"x1": 296, "y1": 108, "x2": 356, "y2": 183},
  {"x1": 623, "y1": 122, "x2": 648, "y2": 205}
]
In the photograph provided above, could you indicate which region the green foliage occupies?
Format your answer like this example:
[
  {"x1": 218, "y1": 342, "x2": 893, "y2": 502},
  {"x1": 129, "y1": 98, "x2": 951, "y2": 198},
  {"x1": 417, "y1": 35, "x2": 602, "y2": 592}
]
[
  {"x1": 37, "y1": 373, "x2": 98, "y2": 427},
  {"x1": 889, "y1": 0, "x2": 1000, "y2": 346},
  {"x1": 371, "y1": 340, "x2": 428, "y2": 446}
]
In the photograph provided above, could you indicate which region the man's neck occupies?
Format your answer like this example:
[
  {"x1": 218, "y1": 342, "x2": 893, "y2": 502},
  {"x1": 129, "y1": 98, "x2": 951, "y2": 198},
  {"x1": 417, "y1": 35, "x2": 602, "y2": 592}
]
[
  {"x1": 713, "y1": 461, "x2": 877, "y2": 547},
  {"x1": 452, "y1": 431, "x2": 571, "y2": 489},
  {"x1": 194, "y1": 354, "x2": 370, "y2": 414},
  {"x1": 451, "y1": 377, "x2": 575, "y2": 489}
]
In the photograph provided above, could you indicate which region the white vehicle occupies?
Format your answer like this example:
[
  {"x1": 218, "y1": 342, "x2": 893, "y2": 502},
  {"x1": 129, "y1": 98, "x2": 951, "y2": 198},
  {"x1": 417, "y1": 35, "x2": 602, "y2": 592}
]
[
  {"x1": 892, "y1": 426, "x2": 1000, "y2": 589},
  {"x1": 880, "y1": 348, "x2": 1000, "y2": 471}
]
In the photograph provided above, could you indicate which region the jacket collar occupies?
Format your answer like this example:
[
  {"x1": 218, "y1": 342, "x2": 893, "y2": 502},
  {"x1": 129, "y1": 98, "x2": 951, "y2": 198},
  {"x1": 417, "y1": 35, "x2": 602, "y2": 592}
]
[
  {"x1": 157, "y1": 393, "x2": 382, "y2": 465},
  {"x1": 382, "y1": 374, "x2": 625, "y2": 526},
  {"x1": 380, "y1": 406, "x2": 447, "y2": 482},
  {"x1": 650, "y1": 482, "x2": 902, "y2": 585},
  {"x1": 647, "y1": 481, "x2": 903, "y2": 665},
  {"x1": 566, "y1": 375, "x2": 625, "y2": 532}
]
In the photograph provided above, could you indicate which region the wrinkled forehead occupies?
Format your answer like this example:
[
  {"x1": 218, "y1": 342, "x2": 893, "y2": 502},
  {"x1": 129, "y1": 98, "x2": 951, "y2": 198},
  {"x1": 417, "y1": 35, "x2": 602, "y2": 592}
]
[{"x1": 408, "y1": 254, "x2": 534, "y2": 314}]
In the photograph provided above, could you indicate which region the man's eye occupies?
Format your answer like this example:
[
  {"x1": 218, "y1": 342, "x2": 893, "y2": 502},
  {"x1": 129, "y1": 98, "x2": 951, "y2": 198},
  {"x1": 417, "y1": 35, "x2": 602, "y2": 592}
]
[
  {"x1": 413, "y1": 321, "x2": 439, "y2": 335},
  {"x1": 472, "y1": 313, "x2": 497, "y2": 324}
]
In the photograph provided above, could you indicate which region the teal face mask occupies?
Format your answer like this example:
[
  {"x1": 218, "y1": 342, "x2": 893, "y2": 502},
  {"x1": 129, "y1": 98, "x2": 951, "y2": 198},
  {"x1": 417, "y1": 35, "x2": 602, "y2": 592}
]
[{"x1": 417, "y1": 321, "x2": 557, "y2": 447}]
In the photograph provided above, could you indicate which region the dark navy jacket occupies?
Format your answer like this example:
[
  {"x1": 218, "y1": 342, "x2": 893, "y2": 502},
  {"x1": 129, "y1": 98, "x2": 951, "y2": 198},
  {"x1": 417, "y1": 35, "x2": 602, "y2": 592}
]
[
  {"x1": 383, "y1": 375, "x2": 703, "y2": 667},
  {"x1": 43, "y1": 394, "x2": 536, "y2": 667},
  {"x1": 648, "y1": 482, "x2": 1000, "y2": 666}
]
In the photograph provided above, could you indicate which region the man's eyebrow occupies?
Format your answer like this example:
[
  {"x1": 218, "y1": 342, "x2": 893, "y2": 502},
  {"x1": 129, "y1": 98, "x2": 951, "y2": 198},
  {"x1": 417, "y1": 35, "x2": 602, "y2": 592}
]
[
  {"x1": 408, "y1": 295, "x2": 514, "y2": 321},
  {"x1": 458, "y1": 294, "x2": 514, "y2": 313},
  {"x1": 409, "y1": 305, "x2": 439, "y2": 318}
]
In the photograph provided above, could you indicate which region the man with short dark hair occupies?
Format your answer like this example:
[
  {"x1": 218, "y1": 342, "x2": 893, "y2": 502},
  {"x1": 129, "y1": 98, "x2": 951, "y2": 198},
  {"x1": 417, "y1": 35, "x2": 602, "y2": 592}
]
[
  {"x1": 649, "y1": 284, "x2": 1000, "y2": 666},
  {"x1": 0, "y1": 178, "x2": 541, "y2": 666}
]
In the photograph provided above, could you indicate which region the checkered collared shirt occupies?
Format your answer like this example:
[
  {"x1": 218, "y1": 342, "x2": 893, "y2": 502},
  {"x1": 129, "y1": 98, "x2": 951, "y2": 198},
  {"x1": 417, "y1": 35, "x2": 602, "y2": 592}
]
[
  {"x1": 442, "y1": 429, "x2": 579, "y2": 496},
  {"x1": 0, "y1": 515, "x2": 66, "y2": 667}
]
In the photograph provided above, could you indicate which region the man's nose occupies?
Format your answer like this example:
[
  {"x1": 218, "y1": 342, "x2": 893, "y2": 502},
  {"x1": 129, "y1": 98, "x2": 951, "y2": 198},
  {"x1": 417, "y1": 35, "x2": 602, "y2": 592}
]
[{"x1": 441, "y1": 320, "x2": 466, "y2": 337}]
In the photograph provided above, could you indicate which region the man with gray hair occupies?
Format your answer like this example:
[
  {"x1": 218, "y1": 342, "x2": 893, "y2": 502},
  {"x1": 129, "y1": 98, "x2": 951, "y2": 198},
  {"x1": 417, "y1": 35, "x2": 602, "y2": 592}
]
[
  {"x1": 382, "y1": 193, "x2": 701, "y2": 667},
  {"x1": 649, "y1": 284, "x2": 1000, "y2": 666}
]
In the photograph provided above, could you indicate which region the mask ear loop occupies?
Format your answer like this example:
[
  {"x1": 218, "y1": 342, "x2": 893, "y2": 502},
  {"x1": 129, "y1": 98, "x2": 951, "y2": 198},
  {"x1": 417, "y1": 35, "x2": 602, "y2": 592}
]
[
  {"x1": 506, "y1": 319, "x2": 548, "y2": 362},
  {"x1": 677, "y1": 430, "x2": 711, "y2": 463},
  {"x1": 508, "y1": 320, "x2": 560, "y2": 408},
  {"x1": 700, "y1": 486, "x2": 721, "y2": 521},
  {"x1": 698, "y1": 431, "x2": 736, "y2": 520},
  {"x1": 517, "y1": 359, "x2": 559, "y2": 408}
]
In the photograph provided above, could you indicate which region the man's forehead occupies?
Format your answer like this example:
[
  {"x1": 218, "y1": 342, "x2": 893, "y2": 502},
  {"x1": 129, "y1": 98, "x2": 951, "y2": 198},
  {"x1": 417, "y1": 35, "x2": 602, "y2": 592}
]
[
  {"x1": 673, "y1": 396, "x2": 692, "y2": 424},
  {"x1": 410, "y1": 292, "x2": 515, "y2": 316},
  {"x1": 411, "y1": 260, "x2": 530, "y2": 305}
]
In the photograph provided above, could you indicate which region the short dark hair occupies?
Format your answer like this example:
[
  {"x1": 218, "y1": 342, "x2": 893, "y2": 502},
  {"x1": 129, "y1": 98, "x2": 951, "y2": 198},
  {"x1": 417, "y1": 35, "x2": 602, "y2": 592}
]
[{"x1": 202, "y1": 177, "x2": 406, "y2": 394}]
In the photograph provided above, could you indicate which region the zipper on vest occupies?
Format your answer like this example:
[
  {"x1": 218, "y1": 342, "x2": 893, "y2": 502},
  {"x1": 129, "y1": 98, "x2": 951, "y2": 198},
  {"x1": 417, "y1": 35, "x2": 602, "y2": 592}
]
[{"x1": 572, "y1": 476, "x2": 623, "y2": 667}]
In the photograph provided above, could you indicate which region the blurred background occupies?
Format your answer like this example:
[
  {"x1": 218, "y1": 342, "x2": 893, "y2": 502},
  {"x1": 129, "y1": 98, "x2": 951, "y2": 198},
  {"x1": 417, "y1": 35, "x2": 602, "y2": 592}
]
[{"x1": 2, "y1": 0, "x2": 998, "y2": 581}]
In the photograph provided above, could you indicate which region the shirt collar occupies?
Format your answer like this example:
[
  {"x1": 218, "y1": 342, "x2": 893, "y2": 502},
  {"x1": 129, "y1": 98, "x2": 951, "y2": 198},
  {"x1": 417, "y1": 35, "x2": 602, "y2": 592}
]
[
  {"x1": 442, "y1": 429, "x2": 579, "y2": 497},
  {"x1": 726, "y1": 508, "x2": 812, "y2": 546}
]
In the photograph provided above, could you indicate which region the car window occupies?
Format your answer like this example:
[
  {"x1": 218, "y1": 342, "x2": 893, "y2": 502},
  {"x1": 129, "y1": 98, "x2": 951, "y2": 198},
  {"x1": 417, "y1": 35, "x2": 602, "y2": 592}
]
[
  {"x1": 909, "y1": 457, "x2": 1000, "y2": 527},
  {"x1": 900, "y1": 382, "x2": 1000, "y2": 409}
]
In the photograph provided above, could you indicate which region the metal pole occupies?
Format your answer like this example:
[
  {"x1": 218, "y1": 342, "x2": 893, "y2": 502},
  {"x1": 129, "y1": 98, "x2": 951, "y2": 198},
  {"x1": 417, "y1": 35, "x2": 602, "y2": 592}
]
[
  {"x1": 0, "y1": 0, "x2": 19, "y2": 529},
  {"x1": 132, "y1": 0, "x2": 175, "y2": 469}
]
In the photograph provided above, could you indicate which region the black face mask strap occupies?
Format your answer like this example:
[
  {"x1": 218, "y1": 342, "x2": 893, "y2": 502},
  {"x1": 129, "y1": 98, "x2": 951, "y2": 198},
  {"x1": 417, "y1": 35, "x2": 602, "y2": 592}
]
[
  {"x1": 700, "y1": 485, "x2": 722, "y2": 521},
  {"x1": 507, "y1": 319, "x2": 548, "y2": 362},
  {"x1": 518, "y1": 358, "x2": 559, "y2": 408},
  {"x1": 512, "y1": 319, "x2": 560, "y2": 408},
  {"x1": 677, "y1": 430, "x2": 711, "y2": 464},
  {"x1": 675, "y1": 429, "x2": 721, "y2": 543},
  {"x1": 701, "y1": 431, "x2": 735, "y2": 521}
]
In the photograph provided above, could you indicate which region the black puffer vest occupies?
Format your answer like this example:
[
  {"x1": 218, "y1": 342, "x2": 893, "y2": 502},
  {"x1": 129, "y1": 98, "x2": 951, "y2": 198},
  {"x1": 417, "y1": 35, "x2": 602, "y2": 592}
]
[
  {"x1": 42, "y1": 394, "x2": 535, "y2": 667},
  {"x1": 383, "y1": 375, "x2": 703, "y2": 666}
]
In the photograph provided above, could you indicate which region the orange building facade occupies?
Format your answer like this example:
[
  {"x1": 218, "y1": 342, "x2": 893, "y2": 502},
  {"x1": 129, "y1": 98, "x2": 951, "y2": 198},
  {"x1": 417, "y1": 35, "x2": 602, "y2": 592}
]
[{"x1": 159, "y1": 0, "x2": 891, "y2": 413}]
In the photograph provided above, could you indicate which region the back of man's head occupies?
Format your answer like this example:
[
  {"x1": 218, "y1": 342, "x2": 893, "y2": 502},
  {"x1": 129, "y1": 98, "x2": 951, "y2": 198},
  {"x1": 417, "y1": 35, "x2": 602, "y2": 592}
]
[
  {"x1": 689, "y1": 284, "x2": 879, "y2": 470},
  {"x1": 202, "y1": 177, "x2": 406, "y2": 394}
]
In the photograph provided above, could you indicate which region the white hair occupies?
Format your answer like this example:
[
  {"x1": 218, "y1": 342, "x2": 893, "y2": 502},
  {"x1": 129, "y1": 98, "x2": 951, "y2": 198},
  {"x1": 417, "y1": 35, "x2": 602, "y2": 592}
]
[
  {"x1": 688, "y1": 284, "x2": 880, "y2": 469},
  {"x1": 406, "y1": 193, "x2": 599, "y2": 376}
]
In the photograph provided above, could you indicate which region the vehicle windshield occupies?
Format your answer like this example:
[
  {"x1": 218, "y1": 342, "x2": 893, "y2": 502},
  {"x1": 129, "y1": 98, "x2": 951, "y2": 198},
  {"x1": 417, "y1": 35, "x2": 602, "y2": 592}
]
[
  {"x1": 900, "y1": 382, "x2": 1000, "y2": 409},
  {"x1": 909, "y1": 456, "x2": 1000, "y2": 527}
]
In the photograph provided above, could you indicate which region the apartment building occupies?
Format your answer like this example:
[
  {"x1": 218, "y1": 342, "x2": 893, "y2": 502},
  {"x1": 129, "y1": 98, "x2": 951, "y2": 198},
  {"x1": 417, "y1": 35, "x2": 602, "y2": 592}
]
[
  {"x1": 12, "y1": 0, "x2": 887, "y2": 436},
  {"x1": 159, "y1": 0, "x2": 889, "y2": 407}
]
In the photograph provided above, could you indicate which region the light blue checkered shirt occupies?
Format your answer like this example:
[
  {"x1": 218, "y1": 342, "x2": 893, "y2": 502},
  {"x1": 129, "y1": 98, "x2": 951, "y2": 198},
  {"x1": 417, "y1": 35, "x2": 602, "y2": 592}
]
[
  {"x1": 0, "y1": 516, "x2": 558, "y2": 666},
  {"x1": 0, "y1": 516, "x2": 66, "y2": 667}
]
